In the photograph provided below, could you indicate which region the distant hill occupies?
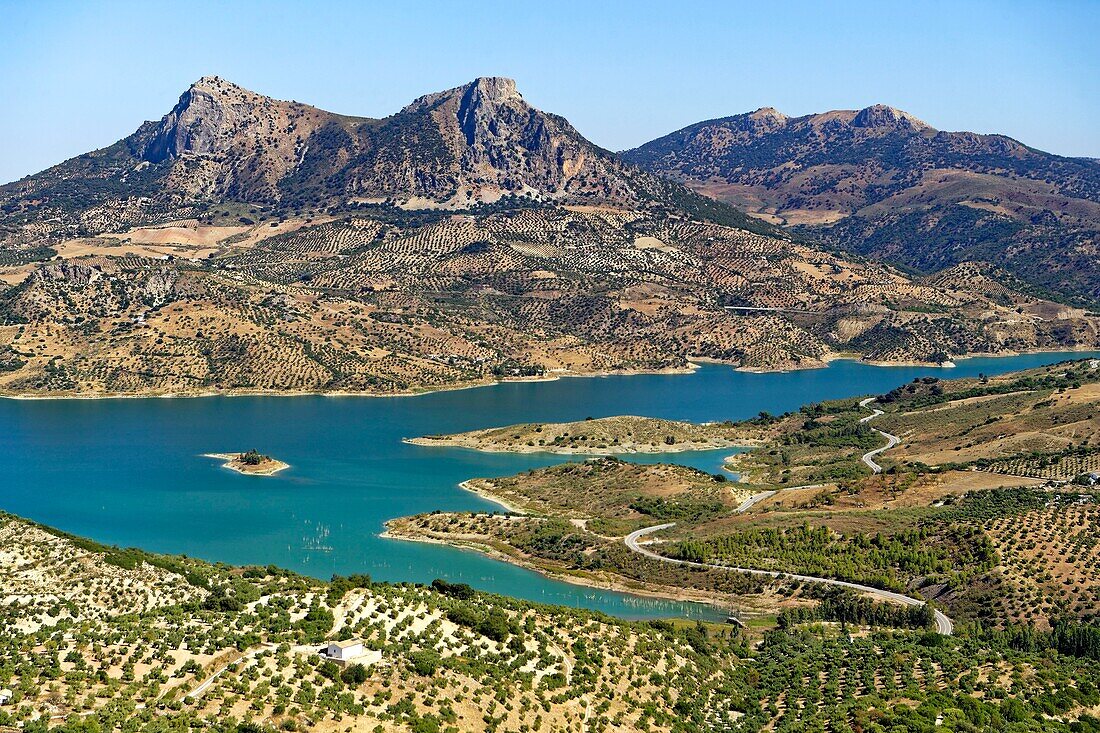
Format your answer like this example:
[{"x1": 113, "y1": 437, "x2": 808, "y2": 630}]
[{"x1": 623, "y1": 105, "x2": 1100, "y2": 304}]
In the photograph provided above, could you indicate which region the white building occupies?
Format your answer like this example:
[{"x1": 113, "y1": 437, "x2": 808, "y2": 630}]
[
  {"x1": 0, "y1": 689, "x2": 12, "y2": 705},
  {"x1": 324, "y1": 639, "x2": 365, "y2": 661}
]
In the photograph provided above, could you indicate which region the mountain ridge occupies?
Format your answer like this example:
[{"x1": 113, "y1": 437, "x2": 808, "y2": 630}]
[
  {"x1": 0, "y1": 75, "x2": 779, "y2": 249},
  {"x1": 622, "y1": 103, "x2": 1100, "y2": 304}
]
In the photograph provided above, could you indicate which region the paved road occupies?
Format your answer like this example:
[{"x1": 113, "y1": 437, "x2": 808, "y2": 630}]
[
  {"x1": 625, "y1": 525, "x2": 954, "y2": 634},
  {"x1": 734, "y1": 483, "x2": 825, "y2": 513},
  {"x1": 734, "y1": 490, "x2": 776, "y2": 513},
  {"x1": 858, "y1": 397, "x2": 900, "y2": 474}
]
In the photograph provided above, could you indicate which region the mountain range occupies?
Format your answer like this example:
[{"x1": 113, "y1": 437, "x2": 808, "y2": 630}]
[
  {"x1": 0, "y1": 75, "x2": 769, "y2": 248},
  {"x1": 622, "y1": 104, "x2": 1100, "y2": 303},
  {"x1": 0, "y1": 77, "x2": 1096, "y2": 396}
]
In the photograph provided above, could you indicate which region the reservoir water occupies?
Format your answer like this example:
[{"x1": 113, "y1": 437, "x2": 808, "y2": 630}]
[{"x1": 3, "y1": 352, "x2": 1097, "y2": 620}]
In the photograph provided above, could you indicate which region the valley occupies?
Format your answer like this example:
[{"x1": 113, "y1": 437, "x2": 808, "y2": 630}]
[{"x1": 2, "y1": 60, "x2": 1099, "y2": 733}]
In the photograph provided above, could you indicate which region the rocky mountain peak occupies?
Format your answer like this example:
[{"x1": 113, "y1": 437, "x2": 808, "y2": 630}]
[
  {"x1": 401, "y1": 76, "x2": 523, "y2": 116},
  {"x1": 189, "y1": 75, "x2": 238, "y2": 93},
  {"x1": 851, "y1": 104, "x2": 932, "y2": 131},
  {"x1": 469, "y1": 76, "x2": 521, "y2": 104},
  {"x1": 140, "y1": 77, "x2": 258, "y2": 163},
  {"x1": 138, "y1": 76, "x2": 312, "y2": 169},
  {"x1": 749, "y1": 107, "x2": 788, "y2": 124}
]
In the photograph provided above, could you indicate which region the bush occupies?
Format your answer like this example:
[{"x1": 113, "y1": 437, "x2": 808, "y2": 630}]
[
  {"x1": 409, "y1": 650, "x2": 441, "y2": 676},
  {"x1": 476, "y1": 609, "x2": 513, "y2": 642},
  {"x1": 431, "y1": 578, "x2": 476, "y2": 599},
  {"x1": 318, "y1": 660, "x2": 341, "y2": 680},
  {"x1": 341, "y1": 663, "x2": 368, "y2": 685}
]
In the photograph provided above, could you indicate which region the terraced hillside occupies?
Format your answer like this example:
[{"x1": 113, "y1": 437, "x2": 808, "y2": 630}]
[
  {"x1": 2, "y1": 206, "x2": 1097, "y2": 396},
  {"x1": 0, "y1": 513, "x2": 740, "y2": 732},
  {"x1": 874, "y1": 358, "x2": 1100, "y2": 474},
  {"x1": 623, "y1": 105, "x2": 1100, "y2": 304},
  {"x1": 6, "y1": 512, "x2": 1100, "y2": 733}
]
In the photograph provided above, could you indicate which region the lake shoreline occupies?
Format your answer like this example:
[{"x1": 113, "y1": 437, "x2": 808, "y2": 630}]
[
  {"x1": 455, "y1": 480, "x2": 525, "y2": 514},
  {"x1": 379, "y1": 525, "x2": 731, "y2": 614},
  {"x1": 0, "y1": 363, "x2": 699, "y2": 401},
  {"x1": 5, "y1": 347, "x2": 1098, "y2": 401},
  {"x1": 5, "y1": 348, "x2": 1100, "y2": 622}
]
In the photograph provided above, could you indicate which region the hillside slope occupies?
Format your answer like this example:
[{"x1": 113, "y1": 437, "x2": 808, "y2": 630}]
[
  {"x1": 3, "y1": 207, "x2": 1098, "y2": 396},
  {"x1": 623, "y1": 105, "x2": 1100, "y2": 303},
  {"x1": 0, "y1": 83, "x2": 1097, "y2": 396}
]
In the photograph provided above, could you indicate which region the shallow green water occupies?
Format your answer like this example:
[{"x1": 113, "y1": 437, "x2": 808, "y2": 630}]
[{"x1": 2, "y1": 352, "x2": 1096, "y2": 620}]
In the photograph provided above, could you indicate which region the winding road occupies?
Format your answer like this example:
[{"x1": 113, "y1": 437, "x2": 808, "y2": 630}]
[
  {"x1": 858, "y1": 396, "x2": 900, "y2": 474},
  {"x1": 625, "y1": 524, "x2": 953, "y2": 635},
  {"x1": 623, "y1": 403, "x2": 953, "y2": 635}
]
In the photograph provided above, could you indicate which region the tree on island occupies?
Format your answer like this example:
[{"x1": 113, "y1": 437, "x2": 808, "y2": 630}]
[{"x1": 239, "y1": 449, "x2": 266, "y2": 465}]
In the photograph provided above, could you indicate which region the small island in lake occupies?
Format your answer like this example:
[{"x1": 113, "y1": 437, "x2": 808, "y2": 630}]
[{"x1": 204, "y1": 450, "x2": 289, "y2": 476}]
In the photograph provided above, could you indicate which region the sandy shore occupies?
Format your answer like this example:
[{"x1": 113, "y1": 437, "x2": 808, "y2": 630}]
[
  {"x1": 3, "y1": 349, "x2": 1097, "y2": 402},
  {"x1": 456, "y1": 480, "x2": 525, "y2": 514},
  {"x1": 203, "y1": 453, "x2": 290, "y2": 476}
]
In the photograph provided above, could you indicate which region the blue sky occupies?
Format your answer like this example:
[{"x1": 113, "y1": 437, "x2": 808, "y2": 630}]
[{"x1": 1, "y1": 0, "x2": 1097, "y2": 184}]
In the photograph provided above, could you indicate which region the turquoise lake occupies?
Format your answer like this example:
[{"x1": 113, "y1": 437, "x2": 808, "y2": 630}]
[{"x1": 3, "y1": 352, "x2": 1097, "y2": 620}]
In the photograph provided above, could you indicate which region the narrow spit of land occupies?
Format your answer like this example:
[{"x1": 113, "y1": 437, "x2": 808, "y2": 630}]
[{"x1": 406, "y1": 415, "x2": 768, "y2": 455}]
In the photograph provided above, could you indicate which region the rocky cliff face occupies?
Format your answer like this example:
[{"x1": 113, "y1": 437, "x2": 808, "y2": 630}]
[
  {"x1": 142, "y1": 76, "x2": 239, "y2": 161},
  {"x1": 136, "y1": 76, "x2": 345, "y2": 200},
  {"x1": 0, "y1": 76, "x2": 767, "y2": 241}
]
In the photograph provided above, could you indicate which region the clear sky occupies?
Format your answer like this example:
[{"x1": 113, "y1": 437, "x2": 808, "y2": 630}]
[{"x1": 2, "y1": 0, "x2": 1097, "y2": 184}]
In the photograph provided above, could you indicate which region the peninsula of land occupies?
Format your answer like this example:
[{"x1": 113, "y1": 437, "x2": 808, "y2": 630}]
[{"x1": 407, "y1": 415, "x2": 772, "y2": 454}]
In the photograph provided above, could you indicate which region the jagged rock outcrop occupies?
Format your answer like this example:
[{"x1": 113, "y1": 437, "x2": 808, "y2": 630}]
[
  {"x1": 136, "y1": 76, "x2": 338, "y2": 200},
  {"x1": 0, "y1": 76, "x2": 772, "y2": 241},
  {"x1": 29, "y1": 261, "x2": 101, "y2": 286}
]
